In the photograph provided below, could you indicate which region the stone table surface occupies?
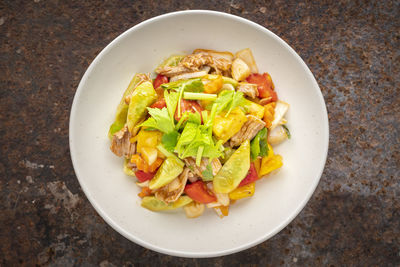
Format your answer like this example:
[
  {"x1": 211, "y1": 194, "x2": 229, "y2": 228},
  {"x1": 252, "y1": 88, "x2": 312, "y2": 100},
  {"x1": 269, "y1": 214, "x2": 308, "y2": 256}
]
[{"x1": 1, "y1": 0, "x2": 399, "y2": 266}]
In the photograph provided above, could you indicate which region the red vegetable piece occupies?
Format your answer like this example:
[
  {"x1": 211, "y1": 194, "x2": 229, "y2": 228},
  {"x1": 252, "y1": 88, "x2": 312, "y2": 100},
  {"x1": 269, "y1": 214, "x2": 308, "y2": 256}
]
[
  {"x1": 150, "y1": 99, "x2": 167, "y2": 109},
  {"x1": 135, "y1": 170, "x2": 156, "y2": 182},
  {"x1": 184, "y1": 181, "x2": 217, "y2": 204},
  {"x1": 238, "y1": 163, "x2": 259, "y2": 187},
  {"x1": 153, "y1": 74, "x2": 169, "y2": 89},
  {"x1": 174, "y1": 99, "x2": 203, "y2": 121},
  {"x1": 246, "y1": 73, "x2": 278, "y2": 102}
]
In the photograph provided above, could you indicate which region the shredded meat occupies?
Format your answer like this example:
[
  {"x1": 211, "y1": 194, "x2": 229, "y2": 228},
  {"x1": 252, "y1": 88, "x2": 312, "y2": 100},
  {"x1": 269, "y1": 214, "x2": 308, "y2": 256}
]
[
  {"x1": 155, "y1": 168, "x2": 189, "y2": 203},
  {"x1": 155, "y1": 65, "x2": 191, "y2": 77},
  {"x1": 110, "y1": 125, "x2": 136, "y2": 158},
  {"x1": 184, "y1": 157, "x2": 222, "y2": 179},
  {"x1": 229, "y1": 115, "x2": 266, "y2": 147},
  {"x1": 179, "y1": 52, "x2": 232, "y2": 74},
  {"x1": 237, "y1": 83, "x2": 259, "y2": 98}
]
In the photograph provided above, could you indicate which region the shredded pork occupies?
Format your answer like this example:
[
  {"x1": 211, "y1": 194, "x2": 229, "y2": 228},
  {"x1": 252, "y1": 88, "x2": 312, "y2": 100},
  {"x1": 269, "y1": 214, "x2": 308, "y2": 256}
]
[
  {"x1": 155, "y1": 168, "x2": 189, "y2": 203},
  {"x1": 229, "y1": 115, "x2": 266, "y2": 147},
  {"x1": 110, "y1": 125, "x2": 136, "y2": 158},
  {"x1": 237, "y1": 83, "x2": 259, "y2": 98},
  {"x1": 184, "y1": 157, "x2": 222, "y2": 179}
]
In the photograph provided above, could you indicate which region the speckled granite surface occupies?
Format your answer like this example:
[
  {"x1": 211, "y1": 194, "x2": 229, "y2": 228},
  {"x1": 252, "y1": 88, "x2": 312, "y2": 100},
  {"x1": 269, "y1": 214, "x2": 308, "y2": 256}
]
[{"x1": 1, "y1": 0, "x2": 399, "y2": 265}]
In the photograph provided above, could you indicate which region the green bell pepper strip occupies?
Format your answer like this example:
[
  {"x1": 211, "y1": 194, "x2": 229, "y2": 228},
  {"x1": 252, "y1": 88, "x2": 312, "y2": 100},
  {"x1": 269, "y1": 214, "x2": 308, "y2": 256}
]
[
  {"x1": 213, "y1": 139, "x2": 251, "y2": 193},
  {"x1": 141, "y1": 196, "x2": 193, "y2": 211},
  {"x1": 126, "y1": 81, "x2": 158, "y2": 133},
  {"x1": 108, "y1": 74, "x2": 144, "y2": 138},
  {"x1": 149, "y1": 156, "x2": 184, "y2": 190}
]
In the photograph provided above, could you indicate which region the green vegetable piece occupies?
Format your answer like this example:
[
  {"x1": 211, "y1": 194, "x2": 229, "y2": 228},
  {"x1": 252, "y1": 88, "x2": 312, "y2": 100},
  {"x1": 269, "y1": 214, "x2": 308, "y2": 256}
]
[
  {"x1": 138, "y1": 107, "x2": 175, "y2": 134},
  {"x1": 201, "y1": 164, "x2": 214, "y2": 181},
  {"x1": 156, "y1": 55, "x2": 185, "y2": 69},
  {"x1": 156, "y1": 144, "x2": 184, "y2": 165},
  {"x1": 127, "y1": 81, "x2": 157, "y2": 133},
  {"x1": 183, "y1": 92, "x2": 217, "y2": 101},
  {"x1": 213, "y1": 140, "x2": 251, "y2": 193},
  {"x1": 282, "y1": 124, "x2": 291, "y2": 139},
  {"x1": 123, "y1": 158, "x2": 135, "y2": 176},
  {"x1": 149, "y1": 157, "x2": 184, "y2": 190},
  {"x1": 250, "y1": 128, "x2": 268, "y2": 160},
  {"x1": 161, "y1": 131, "x2": 179, "y2": 152},
  {"x1": 164, "y1": 90, "x2": 179, "y2": 122},
  {"x1": 108, "y1": 74, "x2": 144, "y2": 138},
  {"x1": 141, "y1": 195, "x2": 193, "y2": 211}
]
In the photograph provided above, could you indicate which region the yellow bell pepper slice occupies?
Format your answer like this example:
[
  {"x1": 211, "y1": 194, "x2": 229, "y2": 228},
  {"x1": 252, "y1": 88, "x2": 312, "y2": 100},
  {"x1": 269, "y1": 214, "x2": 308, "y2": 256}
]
[
  {"x1": 242, "y1": 99, "x2": 265, "y2": 119},
  {"x1": 203, "y1": 75, "x2": 223, "y2": 94},
  {"x1": 212, "y1": 108, "x2": 247, "y2": 143},
  {"x1": 260, "y1": 154, "x2": 283, "y2": 176},
  {"x1": 229, "y1": 182, "x2": 255, "y2": 200}
]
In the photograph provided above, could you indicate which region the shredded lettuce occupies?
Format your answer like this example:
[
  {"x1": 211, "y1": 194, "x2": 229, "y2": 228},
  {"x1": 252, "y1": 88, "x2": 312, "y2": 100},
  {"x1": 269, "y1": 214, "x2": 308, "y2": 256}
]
[
  {"x1": 207, "y1": 90, "x2": 245, "y2": 116},
  {"x1": 162, "y1": 78, "x2": 204, "y2": 117}
]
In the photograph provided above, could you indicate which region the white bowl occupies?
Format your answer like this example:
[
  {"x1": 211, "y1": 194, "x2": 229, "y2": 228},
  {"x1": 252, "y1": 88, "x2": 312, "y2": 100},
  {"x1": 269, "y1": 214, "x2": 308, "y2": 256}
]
[{"x1": 70, "y1": 10, "x2": 329, "y2": 258}]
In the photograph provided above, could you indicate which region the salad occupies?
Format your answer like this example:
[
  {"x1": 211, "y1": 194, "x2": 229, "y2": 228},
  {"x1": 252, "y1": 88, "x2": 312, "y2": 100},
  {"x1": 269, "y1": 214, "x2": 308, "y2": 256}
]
[{"x1": 108, "y1": 48, "x2": 290, "y2": 218}]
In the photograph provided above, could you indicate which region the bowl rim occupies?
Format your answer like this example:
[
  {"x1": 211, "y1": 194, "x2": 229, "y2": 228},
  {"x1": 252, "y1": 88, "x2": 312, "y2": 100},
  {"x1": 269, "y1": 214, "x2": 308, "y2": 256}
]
[{"x1": 69, "y1": 9, "x2": 329, "y2": 258}]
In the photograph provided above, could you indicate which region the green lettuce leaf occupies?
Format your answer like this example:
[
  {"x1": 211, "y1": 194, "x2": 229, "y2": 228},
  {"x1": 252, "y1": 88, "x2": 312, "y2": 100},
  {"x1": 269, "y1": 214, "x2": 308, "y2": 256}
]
[
  {"x1": 164, "y1": 90, "x2": 179, "y2": 121},
  {"x1": 138, "y1": 107, "x2": 175, "y2": 134},
  {"x1": 161, "y1": 131, "x2": 179, "y2": 152}
]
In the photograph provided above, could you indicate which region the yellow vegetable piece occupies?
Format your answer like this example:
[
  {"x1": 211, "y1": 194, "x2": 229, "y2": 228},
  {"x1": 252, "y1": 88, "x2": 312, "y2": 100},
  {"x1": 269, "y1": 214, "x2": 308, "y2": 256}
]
[
  {"x1": 235, "y1": 48, "x2": 258, "y2": 73},
  {"x1": 203, "y1": 75, "x2": 223, "y2": 94},
  {"x1": 212, "y1": 108, "x2": 247, "y2": 143},
  {"x1": 136, "y1": 129, "x2": 164, "y2": 158},
  {"x1": 205, "y1": 74, "x2": 238, "y2": 87},
  {"x1": 141, "y1": 196, "x2": 193, "y2": 212},
  {"x1": 242, "y1": 99, "x2": 265, "y2": 119},
  {"x1": 263, "y1": 102, "x2": 276, "y2": 128},
  {"x1": 253, "y1": 157, "x2": 261, "y2": 176},
  {"x1": 213, "y1": 140, "x2": 250, "y2": 193},
  {"x1": 229, "y1": 182, "x2": 255, "y2": 200},
  {"x1": 231, "y1": 58, "x2": 251, "y2": 81},
  {"x1": 149, "y1": 157, "x2": 184, "y2": 190},
  {"x1": 136, "y1": 129, "x2": 162, "y2": 151},
  {"x1": 214, "y1": 205, "x2": 229, "y2": 218},
  {"x1": 127, "y1": 81, "x2": 157, "y2": 133},
  {"x1": 260, "y1": 154, "x2": 283, "y2": 176},
  {"x1": 140, "y1": 147, "x2": 158, "y2": 166}
]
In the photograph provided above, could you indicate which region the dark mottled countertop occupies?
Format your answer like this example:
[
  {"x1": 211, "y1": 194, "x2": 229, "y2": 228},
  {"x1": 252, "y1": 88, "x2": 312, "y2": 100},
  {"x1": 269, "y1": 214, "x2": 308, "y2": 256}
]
[{"x1": 1, "y1": 0, "x2": 399, "y2": 266}]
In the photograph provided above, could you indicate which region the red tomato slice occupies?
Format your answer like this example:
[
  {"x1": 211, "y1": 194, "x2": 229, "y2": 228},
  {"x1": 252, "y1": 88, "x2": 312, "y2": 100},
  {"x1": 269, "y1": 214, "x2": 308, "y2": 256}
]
[
  {"x1": 174, "y1": 99, "x2": 203, "y2": 121},
  {"x1": 135, "y1": 170, "x2": 156, "y2": 182},
  {"x1": 150, "y1": 99, "x2": 167, "y2": 109},
  {"x1": 238, "y1": 163, "x2": 258, "y2": 187},
  {"x1": 246, "y1": 73, "x2": 278, "y2": 101},
  {"x1": 184, "y1": 181, "x2": 217, "y2": 204},
  {"x1": 153, "y1": 74, "x2": 169, "y2": 89}
]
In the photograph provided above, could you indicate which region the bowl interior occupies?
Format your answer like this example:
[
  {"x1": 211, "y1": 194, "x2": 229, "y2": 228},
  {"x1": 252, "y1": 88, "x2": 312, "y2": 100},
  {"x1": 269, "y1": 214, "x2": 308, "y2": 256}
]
[{"x1": 70, "y1": 11, "x2": 328, "y2": 257}]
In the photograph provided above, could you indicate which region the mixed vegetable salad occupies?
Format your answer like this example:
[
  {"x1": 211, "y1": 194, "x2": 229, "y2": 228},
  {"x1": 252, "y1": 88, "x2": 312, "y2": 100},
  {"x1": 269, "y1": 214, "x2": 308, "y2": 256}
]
[{"x1": 109, "y1": 48, "x2": 290, "y2": 218}]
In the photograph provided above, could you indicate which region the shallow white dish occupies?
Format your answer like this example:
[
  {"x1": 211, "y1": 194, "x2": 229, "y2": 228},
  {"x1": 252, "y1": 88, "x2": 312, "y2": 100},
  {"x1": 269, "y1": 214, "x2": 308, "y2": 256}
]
[{"x1": 70, "y1": 10, "x2": 329, "y2": 258}]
